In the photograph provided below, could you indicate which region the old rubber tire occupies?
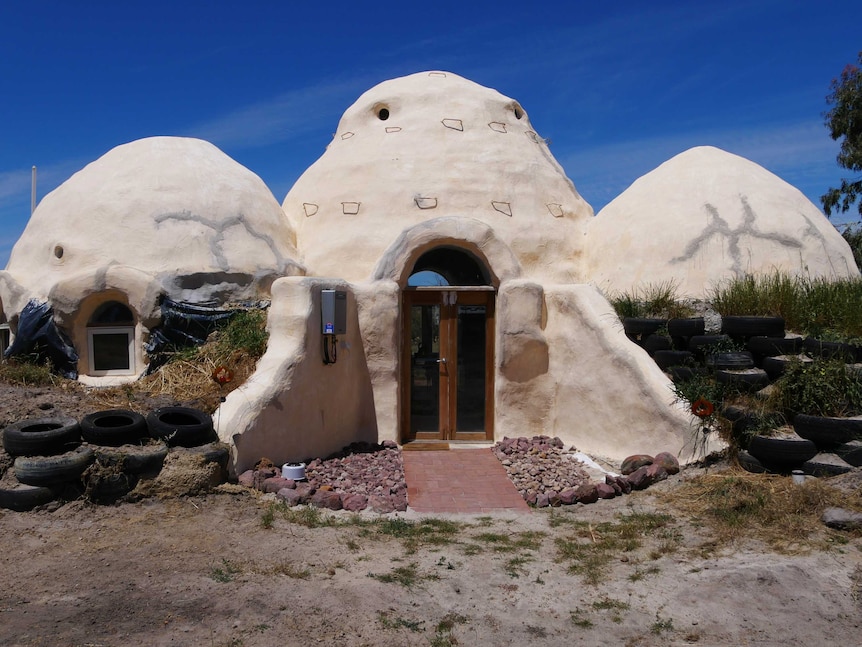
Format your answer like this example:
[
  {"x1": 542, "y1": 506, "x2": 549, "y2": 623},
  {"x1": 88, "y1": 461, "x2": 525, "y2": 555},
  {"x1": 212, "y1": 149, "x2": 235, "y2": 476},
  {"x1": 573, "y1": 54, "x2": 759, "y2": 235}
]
[
  {"x1": 737, "y1": 450, "x2": 767, "y2": 474},
  {"x1": 81, "y1": 409, "x2": 148, "y2": 446},
  {"x1": 93, "y1": 442, "x2": 169, "y2": 475},
  {"x1": 792, "y1": 414, "x2": 862, "y2": 448},
  {"x1": 803, "y1": 338, "x2": 861, "y2": 362},
  {"x1": 172, "y1": 442, "x2": 230, "y2": 470},
  {"x1": 688, "y1": 335, "x2": 731, "y2": 355},
  {"x1": 2, "y1": 417, "x2": 81, "y2": 457},
  {"x1": 667, "y1": 318, "x2": 705, "y2": 337},
  {"x1": 13, "y1": 445, "x2": 94, "y2": 486},
  {"x1": 706, "y1": 351, "x2": 754, "y2": 370},
  {"x1": 721, "y1": 316, "x2": 785, "y2": 338},
  {"x1": 642, "y1": 334, "x2": 672, "y2": 355},
  {"x1": 653, "y1": 350, "x2": 695, "y2": 370},
  {"x1": 715, "y1": 368, "x2": 770, "y2": 392},
  {"x1": 147, "y1": 407, "x2": 215, "y2": 447},
  {"x1": 748, "y1": 433, "x2": 818, "y2": 467},
  {"x1": 88, "y1": 472, "x2": 139, "y2": 504},
  {"x1": 746, "y1": 336, "x2": 803, "y2": 357},
  {"x1": 0, "y1": 468, "x2": 58, "y2": 511},
  {"x1": 623, "y1": 317, "x2": 667, "y2": 336}
]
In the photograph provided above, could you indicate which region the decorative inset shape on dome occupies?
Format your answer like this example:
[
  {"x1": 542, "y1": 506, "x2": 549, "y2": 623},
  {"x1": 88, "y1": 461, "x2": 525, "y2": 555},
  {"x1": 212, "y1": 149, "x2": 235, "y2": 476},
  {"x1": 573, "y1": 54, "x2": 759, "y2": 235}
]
[
  {"x1": 428, "y1": 72, "x2": 447, "y2": 78},
  {"x1": 340, "y1": 132, "x2": 355, "y2": 140},
  {"x1": 385, "y1": 126, "x2": 402, "y2": 133},
  {"x1": 442, "y1": 119, "x2": 463, "y2": 131},
  {"x1": 303, "y1": 203, "x2": 319, "y2": 217},
  {"x1": 546, "y1": 203, "x2": 564, "y2": 218},
  {"x1": 342, "y1": 202, "x2": 361, "y2": 215},
  {"x1": 414, "y1": 196, "x2": 438, "y2": 210},
  {"x1": 488, "y1": 122, "x2": 507, "y2": 133},
  {"x1": 525, "y1": 131, "x2": 540, "y2": 143},
  {"x1": 491, "y1": 201, "x2": 512, "y2": 217}
]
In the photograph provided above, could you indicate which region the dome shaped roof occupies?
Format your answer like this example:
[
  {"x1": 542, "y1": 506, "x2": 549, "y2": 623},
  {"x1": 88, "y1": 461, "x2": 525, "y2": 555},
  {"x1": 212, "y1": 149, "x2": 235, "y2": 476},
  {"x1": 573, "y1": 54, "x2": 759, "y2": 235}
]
[
  {"x1": 583, "y1": 146, "x2": 860, "y2": 297},
  {"x1": 283, "y1": 71, "x2": 593, "y2": 283},
  {"x1": 7, "y1": 136, "x2": 301, "y2": 303}
]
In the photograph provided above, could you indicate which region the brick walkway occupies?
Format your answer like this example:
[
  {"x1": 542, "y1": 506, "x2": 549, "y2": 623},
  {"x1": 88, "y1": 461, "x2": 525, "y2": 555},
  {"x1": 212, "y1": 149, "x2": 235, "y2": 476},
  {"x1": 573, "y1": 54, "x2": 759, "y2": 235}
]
[{"x1": 402, "y1": 448, "x2": 530, "y2": 514}]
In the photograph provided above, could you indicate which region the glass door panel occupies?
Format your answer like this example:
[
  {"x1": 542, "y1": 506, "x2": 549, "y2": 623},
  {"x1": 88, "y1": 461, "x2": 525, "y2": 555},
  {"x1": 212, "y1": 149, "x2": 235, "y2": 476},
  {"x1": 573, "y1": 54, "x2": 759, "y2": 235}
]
[
  {"x1": 455, "y1": 304, "x2": 486, "y2": 434},
  {"x1": 409, "y1": 303, "x2": 441, "y2": 436}
]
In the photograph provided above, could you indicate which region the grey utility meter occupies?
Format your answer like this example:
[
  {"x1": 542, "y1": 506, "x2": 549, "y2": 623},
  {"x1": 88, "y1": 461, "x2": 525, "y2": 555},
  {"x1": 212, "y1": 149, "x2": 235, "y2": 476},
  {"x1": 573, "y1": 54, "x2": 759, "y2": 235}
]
[{"x1": 321, "y1": 289, "x2": 347, "y2": 335}]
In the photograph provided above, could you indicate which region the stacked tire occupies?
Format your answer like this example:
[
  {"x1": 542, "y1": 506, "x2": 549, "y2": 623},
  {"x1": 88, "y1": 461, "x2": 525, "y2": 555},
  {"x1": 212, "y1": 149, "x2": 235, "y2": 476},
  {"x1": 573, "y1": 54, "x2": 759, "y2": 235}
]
[
  {"x1": 0, "y1": 417, "x2": 89, "y2": 511},
  {"x1": 1, "y1": 406, "x2": 224, "y2": 510}
]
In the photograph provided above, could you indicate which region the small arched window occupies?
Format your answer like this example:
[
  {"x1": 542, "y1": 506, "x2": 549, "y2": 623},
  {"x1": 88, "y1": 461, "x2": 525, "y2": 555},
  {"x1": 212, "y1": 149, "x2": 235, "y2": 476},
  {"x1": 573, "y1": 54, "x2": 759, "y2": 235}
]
[{"x1": 87, "y1": 301, "x2": 135, "y2": 376}]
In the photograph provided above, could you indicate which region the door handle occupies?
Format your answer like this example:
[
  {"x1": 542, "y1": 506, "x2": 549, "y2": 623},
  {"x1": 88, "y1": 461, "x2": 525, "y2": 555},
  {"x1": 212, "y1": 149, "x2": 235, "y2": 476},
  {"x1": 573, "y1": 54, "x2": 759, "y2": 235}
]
[{"x1": 436, "y1": 358, "x2": 447, "y2": 363}]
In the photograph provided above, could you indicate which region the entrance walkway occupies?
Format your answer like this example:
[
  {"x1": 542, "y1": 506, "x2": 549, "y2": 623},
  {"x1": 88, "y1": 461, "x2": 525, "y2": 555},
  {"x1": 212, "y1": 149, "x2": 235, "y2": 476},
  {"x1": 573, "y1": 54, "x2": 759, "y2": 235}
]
[{"x1": 402, "y1": 448, "x2": 530, "y2": 514}]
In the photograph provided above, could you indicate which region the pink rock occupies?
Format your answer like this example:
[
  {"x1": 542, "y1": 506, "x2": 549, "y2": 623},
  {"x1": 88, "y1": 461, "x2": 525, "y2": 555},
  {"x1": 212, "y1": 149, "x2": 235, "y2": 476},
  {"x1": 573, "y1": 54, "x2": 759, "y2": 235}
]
[
  {"x1": 310, "y1": 490, "x2": 342, "y2": 510},
  {"x1": 535, "y1": 492, "x2": 550, "y2": 508},
  {"x1": 559, "y1": 487, "x2": 578, "y2": 505},
  {"x1": 645, "y1": 463, "x2": 669, "y2": 483},
  {"x1": 604, "y1": 475, "x2": 622, "y2": 496},
  {"x1": 653, "y1": 452, "x2": 680, "y2": 475},
  {"x1": 548, "y1": 491, "x2": 562, "y2": 507},
  {"x1": 237, "y1": 470, "x2": 255, "y2": 488},
  {"x1": 369, "y1": 495, "x2": 395, "y2": 513},
  {"x1": 627, "y1": 466, "x2": 651, "y2": 490},
  {"x1": 620, "y1": 454, "x2": 654, "y2": 475},
  {"x1": 596, "y1": 483, "x2": 616, "y2": 499},
  {"x1": 575, "y1": 483, "x2": 599, "y2": 504},
  {"x1": 263, "y1": 477, "x2": 294, "y2": 494},
  {"x1": 276, "y1": 488, "x2": 302, "y2": 506}
]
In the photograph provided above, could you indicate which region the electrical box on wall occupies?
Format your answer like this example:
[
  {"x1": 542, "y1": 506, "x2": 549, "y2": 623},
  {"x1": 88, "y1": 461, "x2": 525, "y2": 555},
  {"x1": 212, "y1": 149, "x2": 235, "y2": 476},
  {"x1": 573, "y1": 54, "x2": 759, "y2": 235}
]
[{"x1": 321, "y1": 289, "x2": 347, "y2": 335}]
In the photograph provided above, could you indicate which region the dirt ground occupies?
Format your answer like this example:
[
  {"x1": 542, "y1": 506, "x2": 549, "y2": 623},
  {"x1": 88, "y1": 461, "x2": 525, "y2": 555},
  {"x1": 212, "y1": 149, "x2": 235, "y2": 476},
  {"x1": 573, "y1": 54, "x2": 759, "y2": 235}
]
[
  {"x1": 1, "y1": 381, "x2": 862, "y2": 646},
  {"x1": 0, "y1": 473, "x2": 860, "y2": 647}
]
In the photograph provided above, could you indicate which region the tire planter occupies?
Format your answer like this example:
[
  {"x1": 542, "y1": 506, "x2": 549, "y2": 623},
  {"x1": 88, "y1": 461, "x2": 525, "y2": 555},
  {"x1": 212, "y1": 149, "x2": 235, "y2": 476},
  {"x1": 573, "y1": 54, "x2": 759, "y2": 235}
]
[
  {"x1": 2, "y1": 417, "x2": 81, "y2": 457},
  {"x1": 721, "y1": 316, "x2": 785, "y2": 338},
  {"x1": 623, "y1": 317, "x2": 667, "y2": 336},
  {"x1": 81, "y1": 409, "x2": 148, "y2": 446},
  {"x1": 171, "y1": 442, "x2": 230, "y2": 471},
  {"x1": 13, "y1": 445, "x2": 94, "y2": 486},
  {"x1": 748, "y1": 433, "x2": 818, "y2": 467},
  {"x1": 688, "y1": 335, "x2": 731, "y2": 355},
  {"x1": 87, "y1": 472, "x2": 139, "y2": 504},
  {"x1": 803, "y1": 338, "x2": 862, "y2": 362},
  {"x1": 706, "y1": 351, "x2": 755, "y2": 370},
  {"x1": 761, "y1": 354, "x2": 813, "y2": 380},
  {"x1": 0, "y1": 469, "x2": 57, "y2": 511},
  {"x1": 668, "y1": 366, "x2": 704, "y2": 382},
  {"x1": 642, "y1": 334, "x2": 672, "y2": 355},
  {"x1": 653, "y1": 350, "x2": 695, "y2": 370},
  {"x1": 147, "y1": 407, "x2": 215, "y2": 447},
  {"x1": 715, "y1": 368, "x2": 770, "y2": 393},
  {"x1": 802, "y1": 453, "x2": 854, "y2": 477},
  {"x1": 667, "y1": 317, "x2": 705, "y2": 337},
  {"x1": 792, "y1": 414, "x2": 862, "y2": 448},
  {"x1": 834, "y1": 440, "x2": 862, "y2": 467},
  {"x1": 746, "y1": 336, "x2": 802, "y2": 357},
  {"x1": 737, "y1": 450, "x2": 766, "y2": 474},
  {"x1": 93, "y1": 443, "x2": 169, "y2": 475}
]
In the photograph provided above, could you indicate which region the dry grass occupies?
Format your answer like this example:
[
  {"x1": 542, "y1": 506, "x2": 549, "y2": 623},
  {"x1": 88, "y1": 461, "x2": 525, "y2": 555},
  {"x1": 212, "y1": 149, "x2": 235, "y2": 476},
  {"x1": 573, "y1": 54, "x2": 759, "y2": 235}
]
[{"x1": 662, "y1": 471, "x2": 862, "y2": 554}]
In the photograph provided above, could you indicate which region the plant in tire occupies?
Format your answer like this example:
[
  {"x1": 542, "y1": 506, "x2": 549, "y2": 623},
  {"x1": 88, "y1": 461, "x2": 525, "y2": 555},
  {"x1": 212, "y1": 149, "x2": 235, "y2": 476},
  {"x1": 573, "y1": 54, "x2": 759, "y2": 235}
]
[{"x1": 769, "y1": 357, "x2": 862, "y2": 417}]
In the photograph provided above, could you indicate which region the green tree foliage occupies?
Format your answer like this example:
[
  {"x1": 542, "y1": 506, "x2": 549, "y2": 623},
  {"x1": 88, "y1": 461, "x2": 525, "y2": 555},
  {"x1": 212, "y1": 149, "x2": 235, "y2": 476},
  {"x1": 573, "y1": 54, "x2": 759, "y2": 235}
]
[{"x1": 822, "y1": 51, "x2": 862, "y2": 218}]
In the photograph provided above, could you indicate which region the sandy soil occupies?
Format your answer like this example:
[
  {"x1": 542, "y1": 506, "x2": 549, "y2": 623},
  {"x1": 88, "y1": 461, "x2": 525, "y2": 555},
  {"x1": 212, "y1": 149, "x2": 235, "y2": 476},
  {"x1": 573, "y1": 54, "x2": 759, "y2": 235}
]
[
  {"x1": 1, "y1": 472, "x2": 860, "y2": 647},
  {"x1": 1, "y1": 380, "x2": 861, "y2": 646}
]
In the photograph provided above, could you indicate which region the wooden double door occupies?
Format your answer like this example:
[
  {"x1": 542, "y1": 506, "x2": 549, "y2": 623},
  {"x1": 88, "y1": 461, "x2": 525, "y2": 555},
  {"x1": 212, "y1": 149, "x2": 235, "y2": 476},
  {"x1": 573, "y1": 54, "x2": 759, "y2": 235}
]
[{"x1": 402, "y1": 288, "x2": 495, "y2": 442}]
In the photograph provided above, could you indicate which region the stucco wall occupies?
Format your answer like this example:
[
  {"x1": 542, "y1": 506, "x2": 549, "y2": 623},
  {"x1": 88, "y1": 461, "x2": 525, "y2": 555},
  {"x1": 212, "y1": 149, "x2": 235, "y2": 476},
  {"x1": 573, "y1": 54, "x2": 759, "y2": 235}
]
[
  {"x1": 215, "y1": 277, "x2": 378, "y2": 473},
  {"x1": 494, "y1": 280, "x2": 709, "y2": 462}
]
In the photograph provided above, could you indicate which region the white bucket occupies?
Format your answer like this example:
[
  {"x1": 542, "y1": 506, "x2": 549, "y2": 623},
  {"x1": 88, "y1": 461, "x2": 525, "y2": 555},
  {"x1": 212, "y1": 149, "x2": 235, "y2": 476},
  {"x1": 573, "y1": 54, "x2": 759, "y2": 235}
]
[{"x1": 282, "y1": 462, "x2": 306, "y2": 481}]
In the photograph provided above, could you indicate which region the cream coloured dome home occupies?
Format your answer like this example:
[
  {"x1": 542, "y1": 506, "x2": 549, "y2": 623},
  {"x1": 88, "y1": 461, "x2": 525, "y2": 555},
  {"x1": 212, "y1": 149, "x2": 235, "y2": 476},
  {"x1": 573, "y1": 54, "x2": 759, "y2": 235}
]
[{"x1": 2, "y1": 71, "x2": 857, "y2": 471}]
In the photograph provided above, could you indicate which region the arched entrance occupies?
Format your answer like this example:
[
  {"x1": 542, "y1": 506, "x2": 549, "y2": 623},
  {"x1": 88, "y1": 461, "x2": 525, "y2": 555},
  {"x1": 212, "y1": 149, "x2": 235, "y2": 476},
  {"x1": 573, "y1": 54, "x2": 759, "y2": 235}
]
[{"x1": 401, "y1": 247, "x2": 495, "y2": 442}]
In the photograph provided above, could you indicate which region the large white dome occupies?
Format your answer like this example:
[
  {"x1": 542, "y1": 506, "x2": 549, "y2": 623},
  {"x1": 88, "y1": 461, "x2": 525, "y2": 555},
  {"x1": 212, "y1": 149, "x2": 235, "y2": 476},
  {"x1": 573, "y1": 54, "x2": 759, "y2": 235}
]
[
  {"x1": 583, "y1": 146, "x2": 860, "y2": 297},
  {"x1": 6, "y1": 136, "x2": 302, "y2": 305},
  {"x1": 283, "y1": 71, "x2": 593, "y2": 283}
]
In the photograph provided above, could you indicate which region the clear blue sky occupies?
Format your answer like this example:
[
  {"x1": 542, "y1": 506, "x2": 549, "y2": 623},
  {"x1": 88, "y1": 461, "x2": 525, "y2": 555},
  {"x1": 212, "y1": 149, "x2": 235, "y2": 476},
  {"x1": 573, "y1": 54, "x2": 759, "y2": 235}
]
[{"x1": 1, "y1": 0, "x2": 860, "y2": 268}]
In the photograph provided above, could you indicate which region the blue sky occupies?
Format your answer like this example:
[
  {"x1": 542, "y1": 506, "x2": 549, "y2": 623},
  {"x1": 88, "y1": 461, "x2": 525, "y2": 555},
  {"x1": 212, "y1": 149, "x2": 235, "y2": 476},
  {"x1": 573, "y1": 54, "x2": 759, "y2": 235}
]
[{"x1": 1, "y1": 0, "x2": 860, "y2": 268}]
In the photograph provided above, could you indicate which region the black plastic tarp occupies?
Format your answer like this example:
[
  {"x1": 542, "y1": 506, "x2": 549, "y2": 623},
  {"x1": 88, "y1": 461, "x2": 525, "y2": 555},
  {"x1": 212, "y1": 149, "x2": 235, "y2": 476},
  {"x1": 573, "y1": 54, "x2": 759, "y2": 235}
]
[
  {"x1": 144, "y1": 298, "x2": 238, "y2": 373},
  {"x1": 4, "y1": 300, "x2": 79, "y2": 379}
]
